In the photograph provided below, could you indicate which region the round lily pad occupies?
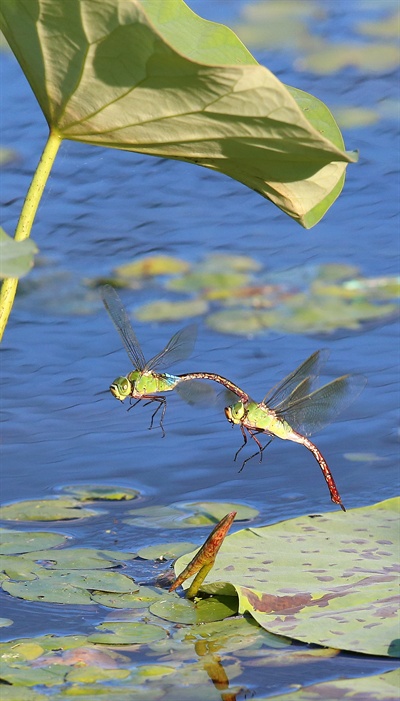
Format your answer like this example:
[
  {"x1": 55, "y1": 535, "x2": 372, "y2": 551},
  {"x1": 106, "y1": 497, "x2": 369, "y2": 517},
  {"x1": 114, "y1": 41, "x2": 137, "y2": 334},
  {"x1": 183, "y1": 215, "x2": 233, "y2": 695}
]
[
  {"x1": 126, "y1": 501, "x2": 258, "y2": 529},
  {"x1": 0, "y1": 617, "x2": 13, "y2": 628},
  {"x1": 0, "y1": 498, "x2": 99, "y2": 522},
  {"x1": 137, "y1": 542, "x2": 198, "y2": 560},
  {"x1": 60, "y1": 484, "x2": 140, "y2": 501},
  {"x1": 134, "y1": 299, "x2": 208, "y2": 322},
  {"x1": 115, "y1": 255, "x2": 189, "y2": 278},
  {"x1": 150, "y1": 595, "x2": 238, "y2": 624},
  {"x1": 91, "y1": 586, "x2": 166, "y2": 610},
  {"x1": 2, "y1": 569, "x2": 136, "y2": 604},
  {"x1": 87, "y1": 621, "x2": 168, "y2": 645},
  {"x1": 0, "y1": 528, "x2": 68, "y2": 554}
]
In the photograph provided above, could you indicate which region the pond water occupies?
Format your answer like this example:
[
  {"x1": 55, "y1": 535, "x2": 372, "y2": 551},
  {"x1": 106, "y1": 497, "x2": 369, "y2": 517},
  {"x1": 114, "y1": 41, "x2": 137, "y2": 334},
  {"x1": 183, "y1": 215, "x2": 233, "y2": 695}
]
[{"x1": 1, "y1": 0, "x2": 399, "y2": 697}]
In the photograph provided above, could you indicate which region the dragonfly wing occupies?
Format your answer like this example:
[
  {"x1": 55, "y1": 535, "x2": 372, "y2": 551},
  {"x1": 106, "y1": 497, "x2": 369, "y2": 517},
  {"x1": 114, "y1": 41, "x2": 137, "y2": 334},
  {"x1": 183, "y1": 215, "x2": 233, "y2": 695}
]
[
  {"x1": 176, "y1": 379, "x2": 218, "y2": 407},
  {"x1": 263, "y1": 350, "x2": 329, "y2": 409},
  {"x1": 145, "y1": 324, "x2": 197, "y2": 372},
  {"x1": 177, "y1": 382, "x2": 246, "y2": 409},
  {"x1": 276, "y1": 374, "x2": 367, "y2": 436},
  {"x1": 101, "y1": 285, "x2": 146, "y2": 370}
]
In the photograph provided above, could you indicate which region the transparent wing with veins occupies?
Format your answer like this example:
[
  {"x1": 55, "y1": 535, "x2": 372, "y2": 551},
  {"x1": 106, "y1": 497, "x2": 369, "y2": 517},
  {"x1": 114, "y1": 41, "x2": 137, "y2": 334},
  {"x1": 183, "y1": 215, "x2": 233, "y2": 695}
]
[
  {"x1": 274, "y1": 374, "x2": 367, "y2": 437},
  {"x1": 262, "y1": 349, "x2": 329, "y2": 409},
  {"x1": 101, "y1": 285, "x2": 146, "y2": 371},
  {"x1": 145, "y1": 324, "x2": 197, "y2": 372},
  {"x1": 102, "y1": 284, "x2": 197, "y2": 373}
]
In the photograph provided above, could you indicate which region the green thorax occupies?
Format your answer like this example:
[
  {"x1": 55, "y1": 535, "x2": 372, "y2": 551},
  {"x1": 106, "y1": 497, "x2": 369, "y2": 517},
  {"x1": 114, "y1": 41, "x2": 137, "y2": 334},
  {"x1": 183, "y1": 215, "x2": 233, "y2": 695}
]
[
  {"x1": 131, "y1": 371, "x2": 179, "y2": 397},
  {"x1": 231, "y1": 400, "x2": 293, "y2": 440}
]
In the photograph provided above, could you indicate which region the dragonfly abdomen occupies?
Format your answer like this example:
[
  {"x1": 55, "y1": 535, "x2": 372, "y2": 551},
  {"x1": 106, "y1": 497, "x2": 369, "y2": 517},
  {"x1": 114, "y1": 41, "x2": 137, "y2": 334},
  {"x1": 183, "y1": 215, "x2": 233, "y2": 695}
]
[{"x1": 290, "y1": 430, "x2": 345, "y2": 511}]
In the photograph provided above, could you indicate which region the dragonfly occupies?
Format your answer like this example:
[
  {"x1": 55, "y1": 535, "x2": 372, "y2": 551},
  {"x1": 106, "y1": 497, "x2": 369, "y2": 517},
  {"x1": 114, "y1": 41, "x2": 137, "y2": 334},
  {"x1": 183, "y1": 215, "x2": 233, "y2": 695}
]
[
  {"x1": 224, "y1": 350, "x2": 367, "y2": 511},
  {"x1": 102, "y1": 284, "x2": 246, "y2": 435}
]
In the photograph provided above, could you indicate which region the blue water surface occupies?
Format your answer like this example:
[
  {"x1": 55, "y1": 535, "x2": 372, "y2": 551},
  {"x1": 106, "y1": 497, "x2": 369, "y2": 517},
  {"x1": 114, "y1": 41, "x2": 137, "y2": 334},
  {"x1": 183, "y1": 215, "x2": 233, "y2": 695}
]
[{"x1": 0, "y1": 0, "x2": 399, "y2": 690}]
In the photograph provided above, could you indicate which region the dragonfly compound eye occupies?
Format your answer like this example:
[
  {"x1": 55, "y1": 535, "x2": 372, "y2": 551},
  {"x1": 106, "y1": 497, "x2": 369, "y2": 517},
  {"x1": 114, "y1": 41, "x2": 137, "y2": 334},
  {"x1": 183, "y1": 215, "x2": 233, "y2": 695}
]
[{"x1": 110, "y1": 376, "x2": 131, "y2": 401}]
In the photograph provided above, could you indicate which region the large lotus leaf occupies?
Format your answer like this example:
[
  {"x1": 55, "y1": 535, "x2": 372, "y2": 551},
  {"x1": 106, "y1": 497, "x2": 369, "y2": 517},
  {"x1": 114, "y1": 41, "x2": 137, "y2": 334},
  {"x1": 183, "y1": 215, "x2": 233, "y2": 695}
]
[
  {"x1": 253, "y1": 669, "x2": 400, "y2": 701},
  {"x1": 174, "y1": 498, "x2": 399, "y2": 656},
  {"x1": 0, "y1": 0, "x2": 356, "y2": 228},
  {"x1": 0, "y1": 497, "x2": 99, "y2": 521},
  {"x1": 0, "y1": 527, "x2": 67, "y2": 554}
]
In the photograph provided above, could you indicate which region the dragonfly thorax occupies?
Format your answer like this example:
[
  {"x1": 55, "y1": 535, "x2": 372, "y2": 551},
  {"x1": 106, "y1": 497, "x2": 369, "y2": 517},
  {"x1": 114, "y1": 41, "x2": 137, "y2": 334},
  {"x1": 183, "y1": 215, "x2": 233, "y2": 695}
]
[{"x1": 110, "y1": 376, "x2": 132, "y2": 401}]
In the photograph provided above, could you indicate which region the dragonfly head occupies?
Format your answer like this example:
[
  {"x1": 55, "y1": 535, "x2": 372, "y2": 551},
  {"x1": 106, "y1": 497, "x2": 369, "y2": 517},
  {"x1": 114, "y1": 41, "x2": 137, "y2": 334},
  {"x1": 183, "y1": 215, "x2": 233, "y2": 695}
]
[
  {"x1": 224, "y1": 401, "x2": 246, "y2": 425},
  {"x1": 110, "y1": 376, "x2": 132, "y2": 401}
]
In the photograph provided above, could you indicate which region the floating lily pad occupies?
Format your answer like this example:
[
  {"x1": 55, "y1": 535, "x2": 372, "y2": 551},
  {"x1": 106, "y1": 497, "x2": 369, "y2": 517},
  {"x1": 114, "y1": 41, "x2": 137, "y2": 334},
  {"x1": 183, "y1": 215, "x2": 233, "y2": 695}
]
[
  {"x1": 206, "y1": 308, "x2": 271, "y2": 335},
  {"x1": 126, "y1": 502, "x2": 258, "y2": 529},
  {"x1": 66, "y1": 666, "x2": 131, "y2": 683},
  {"x1": 174, "y1": 498, "x2": 399, "y2": 656},
  {"x1": 0, "y1": 227, "x2": 38, "y2": 279},
  {"x1": 0, "y1": 689, "x2": 47, "y2": 701},
  {"x1": 91, "y1": 587, "x2": 161, "y2": 610},
  {"x1": 0, "y1": 617, "x2": 13, "y2": 628},
  {"x1": 1, "y1": 554, "x2": 43, "y2": 581},
  {"x1": 0, "y1": 528, "x2": 67, "y2": 554},
  {"x1": 257, "y1": 669, "x2": 400, "y2": 701},
  {"x1": 2, "y1": 568, "x2": 136, "y2": 604},
  {"x1": 174, "y1": 615, "x2": 289, "y2": 653},
  {"x1": 199, "y1": 254, "x2": 261, "y2": 274},
  {"x1": 332, "y1": 106, "x2": 379, "y2": 129},
  {"x1": 299, "y1": 43, "x2": 400, "y2": 74},
  {"x1": 167, "y1": 271, "x2": 249, "y2": 293},
  {"x1": 134, "y1": 299, "x2": 208, "y2": 322},
  {"x1": 358, "y1": 11, "x2": 400, "y2": 39},
  {"x1": 22, "y1": 548, "x2": 124, "y2": 570},
  {"x1": 0, "y1": 498, "x2": 99, "y2": 522},
  {"x1": 61, "y1": 484, "x2": 140, "y2": 501},
  {"x1": 0, "y1": 147, "x2": 18, "y2": 166},
  {"x1": 87, "y1": 621, "x2": 168, "y2": 645},
  {"x1": 150, "y1": 596, "x2": 238, "y2": 624},
  {"x1": 115, "y1": 255, "x2": 190, "y2": 278},
  {"x1": 344, "y1": 452, "x2": 386, "y2": 463},
  {"x1": 137, "y1": 542, "x2": 198, "y2": 560},
  {"x1": 0, "y1": 660, "x2": 68, "y2": 687}
]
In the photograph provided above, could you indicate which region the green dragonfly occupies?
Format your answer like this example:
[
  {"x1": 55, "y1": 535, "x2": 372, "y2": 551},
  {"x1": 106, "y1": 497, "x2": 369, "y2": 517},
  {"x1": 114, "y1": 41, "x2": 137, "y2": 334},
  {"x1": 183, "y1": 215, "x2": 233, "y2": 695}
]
[
  {"x1": 102, "y1": 284, "x2": 246, "y2": 435},
  {"x1": 224, "y1": 350, "x2": 367, "y2": 511}
]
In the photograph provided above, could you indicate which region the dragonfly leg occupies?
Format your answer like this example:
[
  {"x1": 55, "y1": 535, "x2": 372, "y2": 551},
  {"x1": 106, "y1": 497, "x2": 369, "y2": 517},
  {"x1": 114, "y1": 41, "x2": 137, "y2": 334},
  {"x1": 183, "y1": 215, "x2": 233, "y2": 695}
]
[
  {"x1": 144, "y1": 396, "x2": 167, "y2": 437},
  {"x1": 233, "y1": 425, "x2": 248, "y2": 462},
  {"x1": 128, "y1": 398, "x2": 142, "y2": 411},
  {"x1": 239, "y1": 435, "x2": 273, "y2": 473}
]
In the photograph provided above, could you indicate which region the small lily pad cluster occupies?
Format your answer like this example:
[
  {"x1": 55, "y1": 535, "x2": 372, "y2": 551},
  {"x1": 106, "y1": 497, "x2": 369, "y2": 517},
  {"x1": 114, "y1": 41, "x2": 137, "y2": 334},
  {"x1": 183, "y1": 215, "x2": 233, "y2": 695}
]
[{"x1": 96, "y1": 255, "x2": 399, "y2": 335}]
